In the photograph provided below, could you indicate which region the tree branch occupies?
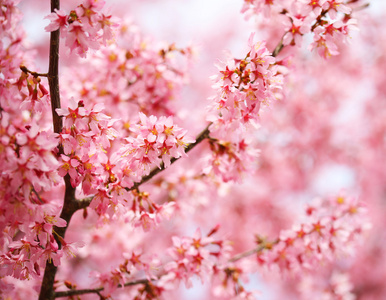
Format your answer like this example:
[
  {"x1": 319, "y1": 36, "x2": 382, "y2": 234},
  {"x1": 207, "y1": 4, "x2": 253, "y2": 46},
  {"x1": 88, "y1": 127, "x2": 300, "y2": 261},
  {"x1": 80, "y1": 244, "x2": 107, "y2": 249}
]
[
  {"x1": 20, "y1": 65, "x2": 48, "y2": 78},
  {"x1": 47, "y1": 0, "x2": 62, "y2": 135},
  {"x1": 54, "y1": 279, "x2": 151, "y2": 298},
  {"x1": 38, "y1": 1, "x2": 81, "y2": 300}
]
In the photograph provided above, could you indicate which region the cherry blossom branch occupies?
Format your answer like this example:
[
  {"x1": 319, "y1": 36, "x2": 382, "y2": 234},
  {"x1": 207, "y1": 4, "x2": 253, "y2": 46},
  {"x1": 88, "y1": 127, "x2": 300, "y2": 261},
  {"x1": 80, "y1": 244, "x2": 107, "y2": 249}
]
[
  {"x1": 20, "y1": 65, "x2": 48, "y2": 78},
  {"x1": 46, "y1": 19, "x2": 287, "y2": 299},
  {"x1": 54, "y1": 279, "x2": 151, "y2": 298}
]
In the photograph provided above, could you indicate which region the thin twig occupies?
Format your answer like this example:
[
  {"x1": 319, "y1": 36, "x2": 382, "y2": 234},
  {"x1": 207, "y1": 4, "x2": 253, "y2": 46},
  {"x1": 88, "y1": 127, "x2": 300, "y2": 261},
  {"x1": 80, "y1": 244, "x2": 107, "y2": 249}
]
[
  {"x1": 228, "y1": 245, "x2": 266, "y2": 263},
  {"x1": 31, "y1": 186, "x2": 44, "y2": 204},
  {"x1": 352, "y1": 3, "x2": 370, "y2": 11},
  {"x1": 272, "y1": 34, "x2": 285, "y2": 58},
  {"x1": 54, "y1": 279, "x2": 152, "y2": 298},
  {"x1": 20, "y1": 65, "x2": 48, "y2": 78},
  {"x1": 228, "y1": 239, "x2": 279, "y2": 263}
]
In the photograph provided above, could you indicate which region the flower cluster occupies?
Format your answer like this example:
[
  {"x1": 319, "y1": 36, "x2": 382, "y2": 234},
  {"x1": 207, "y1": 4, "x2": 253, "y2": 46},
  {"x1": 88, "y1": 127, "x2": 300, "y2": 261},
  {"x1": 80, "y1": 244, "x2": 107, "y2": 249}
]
[
  {"x1": 203, "y1": 138, "x2": 259, "y2": 183},
  {"x1": 309, "y1": 19, "x2": 358, "y2": 58},
  {"x1": 82, "y1": 227, "x2": 231, "y2": 299},
  {"x1": 0, "y1": 0, "x2": 75, "y2": 288},
  {"x1": 125, "y1": 228, "x2": 231, "y2": 298},
  {"x1": 90, "y1": 251, "x2": 157, "y2": 295},
  {"x1": 242, "y1": 0, "x2": 360, "y2": 58},
  {"x1": 44, "y1": 0, "x2": 117, "y2": 57},
  {"x1": 162, "y1": 228, "x2": 229, "y2": 288},
  {"x1": 57, "y1": 101, "x2": 192, "y2": 226},
  {"x1": 298, "y1": 271, "x2": 356, "y2": 300},
  {"x1": 205, "y1": 33, "x2": 281, "y2": 182},
  {"x1": 211, "y1": 264, "x2": 257, "y2": 300},
  {"x1": 257, "y1": 194, "x2": 370, "y2": 274},
  {"x1": 208, "y1": 33, "x2": 282, "y2": 135},
  {"x1": 0, "y1": 116, "x2": 61, "y2": 264},
  {"x1": 121, "y1": 112, "x2": 195, "y2": 176},
  {"x1": 57, "y1": 98, "x2": 118, "y2": 192},
  {"x1": 84, "y1": 112, "x2": 192, "y2": 218},
  {"x1": 61, "y1": 22, "x2": 192, "y2": 122},
  {"x1": 0, "y1": 204, "x2": 67, "y2": 280}
]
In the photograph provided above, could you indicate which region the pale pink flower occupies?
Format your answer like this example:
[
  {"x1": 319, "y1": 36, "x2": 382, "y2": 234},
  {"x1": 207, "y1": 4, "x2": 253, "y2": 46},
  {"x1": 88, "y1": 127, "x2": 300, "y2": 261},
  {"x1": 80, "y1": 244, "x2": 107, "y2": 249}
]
[
  {"x1": 65, "y1": 21, "x2": 100, "y2": 57},
  {"x1": 44, "y1": 9, "x2": 68, "y2": 35}
]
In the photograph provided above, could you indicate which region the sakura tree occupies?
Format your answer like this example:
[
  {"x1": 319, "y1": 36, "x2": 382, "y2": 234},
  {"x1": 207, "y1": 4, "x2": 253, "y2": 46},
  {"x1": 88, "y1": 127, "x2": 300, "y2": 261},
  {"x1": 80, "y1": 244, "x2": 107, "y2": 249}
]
[{"x1": 1, "y1": 0, "x2": 385, "y2": 299}]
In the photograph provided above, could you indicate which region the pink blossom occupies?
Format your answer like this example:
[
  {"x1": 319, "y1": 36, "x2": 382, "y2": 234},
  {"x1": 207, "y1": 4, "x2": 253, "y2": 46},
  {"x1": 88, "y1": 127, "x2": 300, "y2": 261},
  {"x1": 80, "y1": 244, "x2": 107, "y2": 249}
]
[
  {"x1": 327, "y1": 0, "x2": 351, "y2": 19},
  {"x1": 282, "y1": 16, "x2": 312, "y2": 46},
  {"x1": 44, "y1": 9, "x2": 68, "y2": 34}
]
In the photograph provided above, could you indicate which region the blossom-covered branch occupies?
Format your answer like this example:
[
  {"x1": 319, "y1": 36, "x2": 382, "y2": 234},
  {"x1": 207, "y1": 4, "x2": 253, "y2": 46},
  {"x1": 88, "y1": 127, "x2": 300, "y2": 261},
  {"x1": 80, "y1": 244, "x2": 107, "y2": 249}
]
[{"x1": 51, "y1": 193, "x2": 368, "y2": 298}]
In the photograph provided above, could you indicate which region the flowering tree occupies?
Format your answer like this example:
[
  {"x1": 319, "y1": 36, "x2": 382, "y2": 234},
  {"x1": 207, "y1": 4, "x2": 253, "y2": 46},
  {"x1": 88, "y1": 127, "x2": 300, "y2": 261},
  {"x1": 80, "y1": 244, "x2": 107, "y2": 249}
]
[{"x1": 1, "y1": 0, "x2": 385, "y2": 299}]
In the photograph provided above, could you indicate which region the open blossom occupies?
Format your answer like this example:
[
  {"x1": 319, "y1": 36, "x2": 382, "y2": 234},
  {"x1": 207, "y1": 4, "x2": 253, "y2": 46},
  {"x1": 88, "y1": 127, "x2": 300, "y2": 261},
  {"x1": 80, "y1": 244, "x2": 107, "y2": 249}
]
[
  {"x1": 44, "y1": 9, "x2": 68, "y2": 35},
  {"x1": 309, "y1": 26, "x2": 340, "y2": 58},
  {"x1": 56, "y1": 98, "x2": 87, "y2": 129},
  {"x1": 282, "y1": 15, "x2": 313, "y2": 46},
  {"x1": 309, "y1": 18, "x2": 357, "y2": 59},
  {"x1": 65, "y1": 21, "x2": 100, "y2": 57},
  {"x1": 326, "y1": 0, "x2": 351, "y2": 19}
]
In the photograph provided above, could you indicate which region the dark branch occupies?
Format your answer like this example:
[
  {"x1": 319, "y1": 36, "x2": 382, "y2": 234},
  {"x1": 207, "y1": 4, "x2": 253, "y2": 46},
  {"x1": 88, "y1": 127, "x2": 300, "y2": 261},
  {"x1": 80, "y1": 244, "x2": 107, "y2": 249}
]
[
  {"x1": 20, "y1": 65, "x2": 48, "y2": 77},
  {"x1": 47, "y1": 0, "x2": 62, "y2": 135},
  {"x1": 39, "y1": 1, "x2": 78, "y2": 300},
  {"x1": 54, "y1": 279, "x2": 151, "y2": 298}
]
